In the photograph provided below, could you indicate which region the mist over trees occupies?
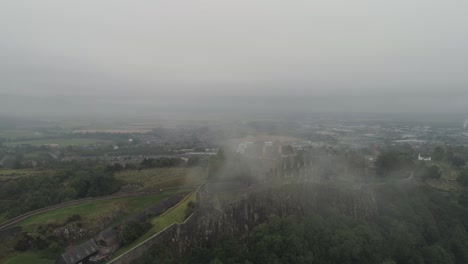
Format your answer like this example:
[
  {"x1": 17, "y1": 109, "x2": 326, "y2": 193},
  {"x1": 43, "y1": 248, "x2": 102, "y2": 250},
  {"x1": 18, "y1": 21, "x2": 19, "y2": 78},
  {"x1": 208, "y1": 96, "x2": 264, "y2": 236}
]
[{"x1": 137, "y1": 185, "x2": 468, "y2": 264}]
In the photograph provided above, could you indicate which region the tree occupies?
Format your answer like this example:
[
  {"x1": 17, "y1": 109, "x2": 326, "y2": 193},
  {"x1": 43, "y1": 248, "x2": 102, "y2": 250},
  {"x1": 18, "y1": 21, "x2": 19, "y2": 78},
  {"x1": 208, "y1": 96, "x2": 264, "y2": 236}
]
[
  {"x1": 451, "y1": 156, "x2": 466, "y2": 168},
  {"x1": 421, "y1": 245, "x2": 455, "y2": 264},
  {"x1": 459, "y1": 189, "x2": 468, "y2": 207},
  {"x1": 432, "y1": 147, "x2": 445, "y2": 162},
  {"x1": 375, "y1": 152, "x2": 401, "y2": 176},
  {"x1": 457, "y1": 169, "x2": 468, "y2": 187},
  {"x1": 119, "y1": 220, "x2": 152, "y2": 245},
  {"x1": 423, "y1": 165, "x2": 442, "y2": 180}
]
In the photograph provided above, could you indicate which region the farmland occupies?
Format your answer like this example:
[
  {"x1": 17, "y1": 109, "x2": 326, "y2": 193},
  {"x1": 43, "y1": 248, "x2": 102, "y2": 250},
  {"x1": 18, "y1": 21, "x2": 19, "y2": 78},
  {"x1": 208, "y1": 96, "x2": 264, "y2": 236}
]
[
  {"x1": 17, "y1": 191, "x2": 179, "y2": 232},
  {"x1": 0, "y1": 130, "x2": 52, "y2": 140},
  {"x1": 0, "y1": 169, "x2": 53, "y2": 180},
  {"x1": 4, "y1": 138, "x2": 112, "y2": 147},
  {"x1": 4, "y1": 251, "x2": 55, "y2": 264},
  {"x1": 72, "y1": 129, "x2": 151, "y2": 134}
]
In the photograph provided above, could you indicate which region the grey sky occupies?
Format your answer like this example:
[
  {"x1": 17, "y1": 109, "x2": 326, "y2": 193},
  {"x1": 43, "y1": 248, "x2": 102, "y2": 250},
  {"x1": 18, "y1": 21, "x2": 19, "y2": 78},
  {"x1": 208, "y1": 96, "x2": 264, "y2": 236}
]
[{"x1": 1, "y1": 0, "x2": 468, "y2": 113}]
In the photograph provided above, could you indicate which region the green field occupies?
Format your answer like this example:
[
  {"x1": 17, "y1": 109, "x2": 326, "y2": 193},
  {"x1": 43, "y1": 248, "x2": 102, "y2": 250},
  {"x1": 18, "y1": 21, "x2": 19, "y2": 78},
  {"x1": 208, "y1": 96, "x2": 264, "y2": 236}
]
[
  {"x1": 109, "y1": 192, "x2": 196, "y2": 262},
  {"x1": 5, "y1": 138, "x2": 112, "y2": 147},
  {"x1": 0, "y1": 130, "x2": 51, "y2": 140},
  {"x1": 150, "y1": 192, "x2": 196, "y2": 232},
  {"x1": 115, "y1": 167, "x2": 206, "y2": 191},
  {"x1": 0, "y1": 213, "x2": 6, "y2": 222},
  {"x1": 4, "y1": 252, "x2": 55, "y2": 264},
  {"x1": 18, "y1": 191, "x2": 178, "y2": 232},
  {"x1": 0, "y1": 169, "x2": 54, "y2": 180}
]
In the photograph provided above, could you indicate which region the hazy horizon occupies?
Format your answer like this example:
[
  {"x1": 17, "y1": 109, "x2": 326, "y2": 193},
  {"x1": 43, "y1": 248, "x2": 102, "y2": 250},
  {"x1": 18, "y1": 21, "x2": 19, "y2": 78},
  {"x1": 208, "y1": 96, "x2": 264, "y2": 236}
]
[{"x1": 2, "y1": 0, "x2": 468, "y2": 115}]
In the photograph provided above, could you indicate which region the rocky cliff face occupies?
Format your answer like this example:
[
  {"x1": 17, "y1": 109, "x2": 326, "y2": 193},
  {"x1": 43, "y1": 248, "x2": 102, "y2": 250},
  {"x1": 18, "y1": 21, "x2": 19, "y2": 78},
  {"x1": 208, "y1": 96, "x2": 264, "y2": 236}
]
[
  {"x1": 111, "y1": 183, "x2": 377, "y2": 264},
  {"x1": 183, "y1": 183, "x2": 376, "y2": 251}
]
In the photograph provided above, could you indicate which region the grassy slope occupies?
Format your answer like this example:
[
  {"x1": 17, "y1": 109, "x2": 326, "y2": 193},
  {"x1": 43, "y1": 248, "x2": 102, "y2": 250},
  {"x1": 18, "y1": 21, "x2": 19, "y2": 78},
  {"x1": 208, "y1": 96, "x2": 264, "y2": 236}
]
[
  {"x1": 18, "y1": 191, "x2": 178, "y2": 232},
  {"x1": 4, "y1": 252, "x2": 55, "y2": 264},
  {"x1": 150, "y1": 192, "x2": 196, "y2": 232},
  {"x1": 0, "y1": 169, "x2": 54, "y2": 180},
  {"x1": 109, "y1": 192, "x2": 196, "y2": 262}
]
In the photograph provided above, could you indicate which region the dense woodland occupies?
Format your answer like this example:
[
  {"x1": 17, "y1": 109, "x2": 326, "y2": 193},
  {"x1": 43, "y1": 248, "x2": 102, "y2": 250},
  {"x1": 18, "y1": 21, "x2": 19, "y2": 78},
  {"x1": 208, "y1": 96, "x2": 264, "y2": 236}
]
[
  {"x1": 135, "y1": 145, "x2": 468, "y2": 264},
  {"x1": 137, "y1": 183, "x2": 468, "y2": 264}
]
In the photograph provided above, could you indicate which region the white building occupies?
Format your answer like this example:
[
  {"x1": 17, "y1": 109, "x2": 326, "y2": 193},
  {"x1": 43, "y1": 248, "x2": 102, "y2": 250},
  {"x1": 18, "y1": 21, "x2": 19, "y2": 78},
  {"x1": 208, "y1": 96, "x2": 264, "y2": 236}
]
[{"x1": 418, "y1": 153, "x2": 431, "y2": 161}]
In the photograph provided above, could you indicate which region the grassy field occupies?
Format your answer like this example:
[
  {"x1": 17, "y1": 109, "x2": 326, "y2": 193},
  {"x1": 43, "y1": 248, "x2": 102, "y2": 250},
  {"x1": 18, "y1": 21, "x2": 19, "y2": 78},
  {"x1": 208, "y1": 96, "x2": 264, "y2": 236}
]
[
  {"x1": 73, "y1": 129, "x2": 152, "y2": 134},
  {"x1": 0, "y1": 169, "x2": 54, "y2": 180},
  {"x1": 150, "y1": 192, "x2": 196, "y2": 232},
  {"x1": 4, "y1": 252, "x2": 55, "y2": 264},
  {"x1": 0, "y1": 130, "x2": 51, "y2": 140},
  {"x1": 18, "y1": 191, "x2": 178, "y2": 232},
  {"x1": 109, "y1": 192, "x2": 196, "y2": 262},
  {"x1": 5, "y1": 138, "x2": 112, "y2": 147},
  {"x1": 1, "y1": 191, "x2": 182, "y2": 264},
  {"x1": 115, "y1": 167, "x2": 206, "y2": 191},
  {"x1": 0, "y1": 213, "x2": 6, "y2": 222}
]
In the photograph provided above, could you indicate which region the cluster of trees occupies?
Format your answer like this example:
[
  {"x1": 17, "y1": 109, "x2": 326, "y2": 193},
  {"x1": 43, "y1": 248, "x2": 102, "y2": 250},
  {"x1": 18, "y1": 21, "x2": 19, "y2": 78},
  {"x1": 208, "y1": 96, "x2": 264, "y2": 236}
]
[
  {"x1": 138, "y1": 184, "x2": 468, "y2": 264},
  {"x1": 0, "y1": 164, "x2": 120, "y2": 218},
  {"x1": 458, "y1": 168, "x2": 468, "y2": 187},
  {"x1": 13, "y1": 214, "x2": 83, "y2": 257},
  {"x1": 140, "y1": 157, "x2": 185, "y2": 169},
  {"x1": 374, "y1": 151, "x2": 415, "y2": 177},
  {"x1": 374, "y1": 148, "x2": 455, "y2": 181},
  {"x1": 374, "y1": 145, "x2": 468, "y2": 179},
  {"x1": 14, "y1": 232, "x2": 51, "y2": 252},
  {"x1": 118, "y1": 220, "x2": 152, "y2": 245},
  {"x1": 432, "y1": 146, "x2": 467, "y2": 167},
  {"x1": 207, "y1": 149, "x2": 256, "y2": 184}
]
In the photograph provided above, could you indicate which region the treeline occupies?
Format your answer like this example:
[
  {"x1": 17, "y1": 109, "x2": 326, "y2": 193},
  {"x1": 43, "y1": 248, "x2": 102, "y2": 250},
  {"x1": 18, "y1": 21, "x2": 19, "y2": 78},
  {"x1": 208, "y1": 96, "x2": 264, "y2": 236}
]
[
  {"x1": 374, "y1": 145, "x2": 468, "y2": 180},
  {"x1": 0, "y1": 163, "x2": 120, "y2": 219},
  {"x1": 139, "y1": 156, "x2": 202, "y2": 169},
  {"x1": 140, "y1": 157, "x2": 185, "y2": 169},
  {"x1": 137, "y1": 185, "x2": 468, "y2": 264}
]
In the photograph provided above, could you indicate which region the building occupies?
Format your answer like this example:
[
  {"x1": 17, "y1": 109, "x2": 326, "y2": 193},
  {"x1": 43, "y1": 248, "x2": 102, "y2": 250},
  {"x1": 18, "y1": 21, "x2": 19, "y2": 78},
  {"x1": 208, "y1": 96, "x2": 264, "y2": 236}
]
[
  {"x1": 95, "y1": 227, "x2": 120, "y2": 258},
  {"x1": 55, "y1": 239, "x2": 98, "y2": 264},
  {"x1": 418, "y1": 153, "x2": 432, "y2": 161}
]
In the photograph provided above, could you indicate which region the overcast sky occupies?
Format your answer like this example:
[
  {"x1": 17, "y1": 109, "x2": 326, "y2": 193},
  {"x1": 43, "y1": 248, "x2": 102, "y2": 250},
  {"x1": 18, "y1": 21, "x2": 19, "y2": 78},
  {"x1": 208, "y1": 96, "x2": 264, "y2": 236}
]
[{"x1": 1, "y1": 0, "x2": 468, "y2": 113}]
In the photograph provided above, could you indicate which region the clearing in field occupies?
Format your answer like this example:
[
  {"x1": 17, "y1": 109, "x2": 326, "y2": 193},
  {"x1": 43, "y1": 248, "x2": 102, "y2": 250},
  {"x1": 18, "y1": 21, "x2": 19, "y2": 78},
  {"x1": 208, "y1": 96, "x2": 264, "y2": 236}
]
[{"x1": 115, "y1": 167, "x2": 206, "y2": 191}]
